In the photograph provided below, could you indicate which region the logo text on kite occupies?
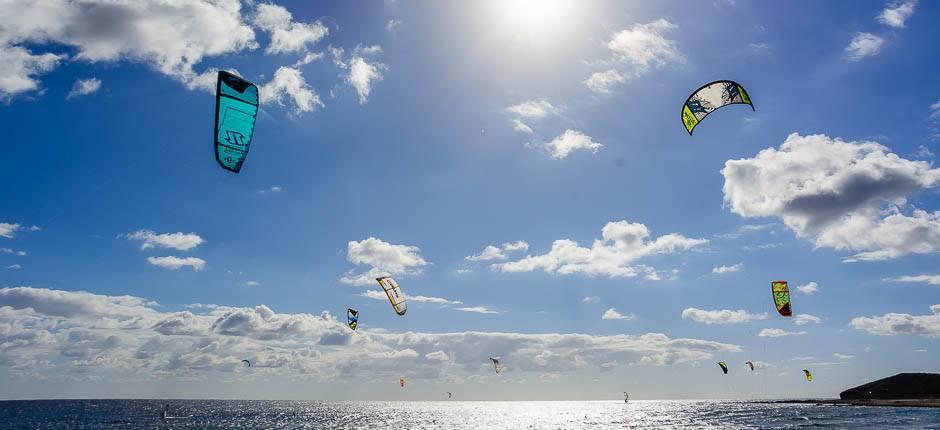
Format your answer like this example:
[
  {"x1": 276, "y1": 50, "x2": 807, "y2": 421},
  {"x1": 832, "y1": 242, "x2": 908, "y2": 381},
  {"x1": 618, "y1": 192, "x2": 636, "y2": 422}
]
[{"x1": 224, "y1": 130, "x2": 246, "y2": 146}]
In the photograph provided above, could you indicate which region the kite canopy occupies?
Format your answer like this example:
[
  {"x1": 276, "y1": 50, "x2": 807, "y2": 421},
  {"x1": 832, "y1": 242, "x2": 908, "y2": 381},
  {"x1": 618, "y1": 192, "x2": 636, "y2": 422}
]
[
  {"x1": 718, "y1": 361, "x2": 729, "y2": 374},
  {"x1": 376, "y1": 276, "x2": 407, "y2": 316},
  {"x1": 347, "y1": 308, "x2": 359, "y2": 330},
  {"x1": 447, "y1": 392, "x2": 452, "y2": 399},
  {"x1": 490, "y1": 357, "x2": 502, "y2": 374},
  {"x1": 745, "y1": 361, "x2": 755, "y2": 371},
  {"x1": 241, "y1": 359, "x2": 251, "y2": 367},
  {"x1": 771, "y1": 281, "x2": 792, "y2": 317},
  {"x1": 681, "y1": 80, "x2": 754, "y2": 135},
  {"x1": 215, "y1": 71, "x2": 259, "y2": 173},
  {"x1": 803, "y1": 369, "x2": 813, "y2": 382}
]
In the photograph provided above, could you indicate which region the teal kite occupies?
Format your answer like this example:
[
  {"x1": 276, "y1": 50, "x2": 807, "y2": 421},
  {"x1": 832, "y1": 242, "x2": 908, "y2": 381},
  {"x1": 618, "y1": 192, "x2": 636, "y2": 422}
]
[{"x1": 214, "y1": 71, "x2": 259, "y2": 173}]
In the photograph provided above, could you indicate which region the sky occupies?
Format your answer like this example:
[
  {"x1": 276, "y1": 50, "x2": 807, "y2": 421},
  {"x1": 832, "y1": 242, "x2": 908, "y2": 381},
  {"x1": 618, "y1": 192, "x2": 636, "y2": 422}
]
[{"x1": 1, "y1": 0, "x2": 939, "y2": 401}]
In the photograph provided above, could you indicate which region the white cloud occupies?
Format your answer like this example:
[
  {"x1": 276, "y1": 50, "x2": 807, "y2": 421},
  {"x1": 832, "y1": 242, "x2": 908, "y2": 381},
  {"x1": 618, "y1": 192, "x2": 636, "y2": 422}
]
[
  {"x1": 877, "y1": 1, "x2": 917, "y2": 28},
  {"x1": 360, "y1": 290, "x2": 462, "y2": 306},
  {"x1": 602, "y1": 308, "x2": 634, "y2": 320},
  {"x1": 607, "y1": 19, "x2": 683, "y2": 71},
  {"x1": 425, "y1": 350, "x2": 449, "y2": 361},
  {"x1": 510, "y1": 119, "x2": 534, "y2": 134},
  {"x1": 126, "y1": 230, "x2": 204, "y2": 251},
  {"x1": 884, "y1": 274, "x2": 940, "y2": 285},
  {"x1": 716, "y1": 223, "x2": 774, "y2": 240},
  {"x1": 794, "y1": 314, "x2": 821, "y2": 325},
  {"x1": 456, "y1": 306, "x2": 499, "y2": 314},
  {"x1": 246, "y1": 281, "x2": 260, "y2": 287},
  {"x1": 253, "y1": 3, "x2": 327, "y2": 54},
  {"x1": 850, "y1": 305, "x2": 940, "y2": 337},
  {"x1": 721, "y1": 133, "x2": 940, "y2": 261},
  {"x1": 66, "y1": 77, "x2": 101, "y2": 99},
  {"x1": 466, "y1": 241, "x2": 529, "y2": 261},
  {"x1": 758, "y1": 328, "x2": 807, "y2": 337},
  {"x1": 341, "y1": 237, "x2": 428, "y2": 286},
  {"x1": 833, "y1": 353, "x2": 855, "y2": 360},
  {"x1": 584, "y1": 69, "x2": 627, "y2": 93},
  {"x1": 386, "y1": 19, "x2": 401, "y2": 32},
  {"x1": 506, "y1": 99, "x2": 557, "y2": 118},
  {"x1": 535, "y1": 129, "x2": 603, "y2": 159},
  {"x1": 0, "y1": 287, "x2": 742, "y2": 384},
  {"x1": 260, "y1": 66, "x2": 323, "y2": 113},
  {"x1": 5, "y1": 264, "x2": 21, "y2": 270},
  {"x1": 682, "y1": 308, "x2": 767, "y2": 325},
  {"x1": 146, "y1": 256, "x2": 206, "y2": 271},
  {"x1": 712, "y1": 263, "x2": 743, "y2": 274},
  {"x1": 0, "y1": 46, "x2": 63, "y2": 100},
  {"x1": 845, "y1": 32, "x2": 885, "y2": 61},
  {"x1": 0, "y1": 223, "x2": 20, "y2": 238},
  {"x1": 333, "y1": 47, "x2": 387, "y2": 105},
  {"x1": 584, "y1": 19, "x2": 682, "y2": 94},
  {"x1": 257, "y1": 185, "x2": 284, "y2": 195},
  {"x1": 0, "y1": 0, "x2": 258, "y2": 98},
  {"x1": 796, "y1": 282, "x2": 819, "y2": 295},
  {"x1": 582, "y1": 296, "x2": 600, "y2": 304},
  {"x1": 495, "y1": 219, "x2": 706, "y2": 278}
]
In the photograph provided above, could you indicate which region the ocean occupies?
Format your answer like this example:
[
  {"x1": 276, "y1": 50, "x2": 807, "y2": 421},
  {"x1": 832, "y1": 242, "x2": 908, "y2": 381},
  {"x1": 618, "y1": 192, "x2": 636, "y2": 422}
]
[{"x1": 1, "y1": 400, "x2": 938, "y2": 429}]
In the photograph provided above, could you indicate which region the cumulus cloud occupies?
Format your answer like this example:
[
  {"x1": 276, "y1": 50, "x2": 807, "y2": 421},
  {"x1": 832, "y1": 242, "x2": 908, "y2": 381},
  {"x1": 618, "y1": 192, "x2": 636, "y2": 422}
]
[
  {"x1": 0, "y1": 0, "x2": 258, "y2": 99},
  {"x1": 494, "y1": 219, "x2": 706, "y2": 278},
  {"x1": 534, "y1": 130, "x2": 603, "y2": 160},
  {"x1": 510, "y1": 119, "x2": 534, "y2": 134},
  {"x1": 340, "y1": 237, "x2": 428, "y2": 286},
  {"x1": 877, "y1": 1, "x2": 917, "y2": 28},
  {"x1": 850, "y1": 305, "x2": 940, "y2": 337},
  {"x1": 0, "y1": 287, "x2": 742, "y2": 385},
  {"x1": 681, "y1": 308, "x2": 767, "y2": 325},
  {"x1": 260, "y1": 66, "x2": 323, "y2": 113},
  {"x1": 758, "y1": 328, "x2": 806, "y2": 337},
  {"x1": 126, "y1": 230, "x2": 204, "y2": 251},
  {"x1": 585, "y1": 19, "x2": 683, "y2": 93},
  {"x1": 602, "y1": 308, "x2": 634, "y2": 320},
  {"x1": 253, "y1": 3, "x2": 327, "y2": 54},
  {"x1": 794, "y1": 314, "x2": 821, "y2": 325},
  {"x1": 331, "y1": 45, "x2": 385, "y2": 104},
  {"x1": 712, "y1": 263, "x2": 742, "y2": 274},
  {"x1": 721, "y1": 133, "x2": 940, "y2": 262},
  {"x1": 845, "y1": 33, "x2": 885, "y2": 61},
  {"x1": 466, "y1": 241, "x2": 529, "y2": 261},
  {"x1": 884, "y1": 274, "x2": 940, "y2": 285},
  {"x1": 584, "y1": 69, "x2": 627, "y2": 93},
  {"x1": 0, "y1": 223, "x2": 21, "y2": 238},
  {"x1": 146, "y1": 256, "x2": 206, "y2": 271},
  {"x1": 796, "y1": 282, "x2": 819, "y2": 295},
  {"x1": 66, "y1": 77, "x2": 101, "y2": 99}
]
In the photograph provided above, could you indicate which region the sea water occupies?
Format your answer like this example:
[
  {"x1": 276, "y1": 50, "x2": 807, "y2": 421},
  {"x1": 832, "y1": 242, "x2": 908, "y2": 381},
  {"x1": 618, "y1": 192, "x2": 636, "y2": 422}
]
[{"x1": 1, "y1": 399, "x2": 938, "y2": 429}]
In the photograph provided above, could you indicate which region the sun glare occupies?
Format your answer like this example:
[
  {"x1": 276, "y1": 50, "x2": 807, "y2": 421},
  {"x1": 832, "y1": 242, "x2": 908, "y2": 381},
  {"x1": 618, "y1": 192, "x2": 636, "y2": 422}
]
[{"x1": 498, "y1": 0, "x2": 577, "y2": 40}]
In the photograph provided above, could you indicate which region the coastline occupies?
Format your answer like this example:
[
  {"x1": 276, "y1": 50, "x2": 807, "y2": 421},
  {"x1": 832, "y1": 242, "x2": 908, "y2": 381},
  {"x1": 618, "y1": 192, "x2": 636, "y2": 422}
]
[{"x1": 752, "y1": 399, "x2": 940, "y2": 408}]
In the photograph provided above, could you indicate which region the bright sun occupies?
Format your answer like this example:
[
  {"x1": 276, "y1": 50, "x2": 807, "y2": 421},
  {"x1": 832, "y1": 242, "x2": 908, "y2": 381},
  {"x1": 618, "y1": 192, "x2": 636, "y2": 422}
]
[{"x1": 498, "y1": 0, "x2": 576, "y2": 38}]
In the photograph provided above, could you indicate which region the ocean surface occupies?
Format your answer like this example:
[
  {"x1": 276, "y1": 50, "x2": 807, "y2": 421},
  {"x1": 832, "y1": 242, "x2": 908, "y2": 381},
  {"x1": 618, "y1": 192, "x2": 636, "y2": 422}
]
[{"x1": 1, "y1": 400, "x2": 938, "y2": 429}]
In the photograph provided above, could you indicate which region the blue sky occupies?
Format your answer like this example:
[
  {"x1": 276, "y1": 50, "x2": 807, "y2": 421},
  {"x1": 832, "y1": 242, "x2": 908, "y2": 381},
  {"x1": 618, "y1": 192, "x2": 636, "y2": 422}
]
[{"x1": 1, "y1": 0, "x2": 939, "y2": 400}]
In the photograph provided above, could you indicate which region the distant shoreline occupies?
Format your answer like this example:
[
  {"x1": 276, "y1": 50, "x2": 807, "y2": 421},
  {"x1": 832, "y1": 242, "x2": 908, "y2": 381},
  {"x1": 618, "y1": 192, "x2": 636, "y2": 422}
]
[{"x1": 752, "y1": 399, "x2": 940, "y2": 408}]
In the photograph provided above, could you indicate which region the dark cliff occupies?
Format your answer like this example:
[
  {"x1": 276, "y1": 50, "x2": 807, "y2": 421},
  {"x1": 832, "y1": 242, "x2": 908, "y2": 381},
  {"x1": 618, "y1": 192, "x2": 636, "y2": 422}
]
[{"x1": 840, "y1": 373, "x2": 940, "y2": 400}]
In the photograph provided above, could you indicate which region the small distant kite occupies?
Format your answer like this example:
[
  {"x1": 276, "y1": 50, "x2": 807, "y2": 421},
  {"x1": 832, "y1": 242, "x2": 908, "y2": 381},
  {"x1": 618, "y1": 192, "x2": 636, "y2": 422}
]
[
  {"x1": 215, "y1": 71, "x2": 259, "y2": 173},
  {"x1": 802, "y1": 369, "x2": 813, "y2": 382},
  {"x1": 347, "y1": 308, "x2": 359, "y2": 330},
  {"x1": 681, "y1": 80, "x2": 754, "y2": 135},
  {"x1": 400, "y1": 377, "x2": 406, "y2": 388},
  {"x1": 376, "y1": 276, "x2": 407, "y2": 316},
  {"x1": 745, "y1": 361, "x2": 755, "y2": 371},
  {"x1": 490, "y1": 357, "x2": 502, "y2": 374},
  {"x1": 717, "y1": 361, "x2": 729, "y2": 375},
  {"x1": 771, "y1": 281, "x2": 792, "y2": 317},
  {"x1": 447, "y1": 392, "x2": 452, "y2": 399},
  {"x1": 241, "y1": 359, "x2": 251, "y2": 367}
]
